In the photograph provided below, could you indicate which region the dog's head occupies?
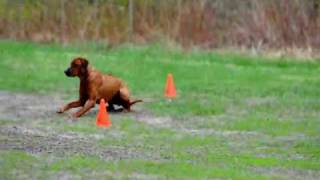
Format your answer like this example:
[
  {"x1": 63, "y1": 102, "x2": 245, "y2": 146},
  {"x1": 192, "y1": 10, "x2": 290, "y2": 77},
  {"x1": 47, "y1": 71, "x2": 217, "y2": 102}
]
[{"x1": 64, "y1": 57, "x2": 89, "y2": 77}]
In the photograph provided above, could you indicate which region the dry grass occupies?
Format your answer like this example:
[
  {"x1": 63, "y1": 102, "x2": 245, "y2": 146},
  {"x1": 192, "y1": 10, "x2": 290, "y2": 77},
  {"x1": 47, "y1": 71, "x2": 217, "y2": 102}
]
[{"x1": 0, "y1": 0, "x2": 319, "y2": 50}]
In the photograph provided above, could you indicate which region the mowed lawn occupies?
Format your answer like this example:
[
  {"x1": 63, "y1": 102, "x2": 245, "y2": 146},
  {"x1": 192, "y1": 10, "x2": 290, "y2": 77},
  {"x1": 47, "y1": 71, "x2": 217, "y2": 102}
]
[{"x1": 0, "y1": 40, "x2": 320, "y2": 179}]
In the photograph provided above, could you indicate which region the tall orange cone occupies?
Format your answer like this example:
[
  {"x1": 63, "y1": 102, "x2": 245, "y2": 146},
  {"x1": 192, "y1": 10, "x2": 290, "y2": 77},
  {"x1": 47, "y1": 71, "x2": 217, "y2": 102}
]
[
  {"x1": 165, "y1": 73, "x2": 176, "y2": 98},
  {"x1": 96, "y1": 99, "x2": 111, "y2": 128}
]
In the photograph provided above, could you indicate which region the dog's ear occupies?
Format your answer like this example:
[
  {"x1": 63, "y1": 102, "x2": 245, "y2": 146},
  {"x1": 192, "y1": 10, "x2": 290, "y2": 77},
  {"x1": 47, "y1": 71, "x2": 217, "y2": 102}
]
[
  {"x1": 81, "y1": 58, "x2": 89, "y2": 68},
  {"x1": 80, "y1": 58, "x2": 89, "y2": 74}
]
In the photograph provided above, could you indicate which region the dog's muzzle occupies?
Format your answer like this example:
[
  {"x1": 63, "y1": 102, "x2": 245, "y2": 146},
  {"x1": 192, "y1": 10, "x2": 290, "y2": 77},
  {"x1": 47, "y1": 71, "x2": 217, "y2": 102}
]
[{"x1": 64, "y1": 68, "x2": 72, "y2": 77}]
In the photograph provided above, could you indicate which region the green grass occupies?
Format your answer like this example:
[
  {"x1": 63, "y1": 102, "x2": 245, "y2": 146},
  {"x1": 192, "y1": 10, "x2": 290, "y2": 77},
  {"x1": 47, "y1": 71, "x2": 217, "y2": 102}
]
[
  {"x1": 1, "y1": 40, "x2": 320, "y2": 118},
  {"x1": 0, "y1": 40, "x2": 320, "y2": 179},
  {"x1": 0, "y1": 151, "x2": 39, "y2": 179}
]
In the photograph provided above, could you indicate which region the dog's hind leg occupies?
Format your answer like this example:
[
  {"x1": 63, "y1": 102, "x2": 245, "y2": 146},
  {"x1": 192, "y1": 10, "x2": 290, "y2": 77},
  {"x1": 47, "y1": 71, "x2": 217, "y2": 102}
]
[
  {"x1": 106, "y1": 92, "x2": 124, "y2": 112},
  {"x1": 107, "y1": 102, "x2": 117, "y2": 112},
  {"x1": 118, "y1": 88, "x2": 131, "y2": 111}
]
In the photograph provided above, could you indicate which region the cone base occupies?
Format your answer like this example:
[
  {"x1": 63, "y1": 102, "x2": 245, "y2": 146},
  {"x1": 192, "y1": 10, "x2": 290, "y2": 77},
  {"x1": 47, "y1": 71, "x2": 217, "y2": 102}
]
[{"x1": 96, "y1": 122, "x2": 111, "y2": 128}]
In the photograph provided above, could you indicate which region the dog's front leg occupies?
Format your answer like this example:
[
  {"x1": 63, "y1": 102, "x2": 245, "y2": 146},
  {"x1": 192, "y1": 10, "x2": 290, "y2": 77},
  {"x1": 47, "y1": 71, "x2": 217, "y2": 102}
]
[
  {"x1": 72, "y1": 99, "x2": 95, "y2": 118},
  {"x1": 57, "y1": 100, "x2": 82, "y2": 113}
]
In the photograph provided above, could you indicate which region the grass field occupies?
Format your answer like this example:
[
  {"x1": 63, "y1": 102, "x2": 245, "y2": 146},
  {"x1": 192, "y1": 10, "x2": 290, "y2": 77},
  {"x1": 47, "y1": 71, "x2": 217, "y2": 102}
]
[{"x1": 0, "y1": 40, "x2": 320, "y2": 179}]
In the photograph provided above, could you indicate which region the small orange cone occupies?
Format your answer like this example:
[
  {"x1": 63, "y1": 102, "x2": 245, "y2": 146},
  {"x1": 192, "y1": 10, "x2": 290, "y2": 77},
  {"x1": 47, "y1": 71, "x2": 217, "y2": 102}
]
[
  {"x1": 96, "y1": 99, "x2": 111, "y2": 128},
  {"x1": 164, "y1": 73, "x2": 177, "y2": 98}
]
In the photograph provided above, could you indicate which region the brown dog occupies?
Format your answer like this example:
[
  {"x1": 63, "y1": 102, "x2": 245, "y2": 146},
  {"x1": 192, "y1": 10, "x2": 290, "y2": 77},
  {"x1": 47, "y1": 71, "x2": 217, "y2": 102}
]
[{"x1": 57, "y1": 57, "x2": 142, "y2": 118}]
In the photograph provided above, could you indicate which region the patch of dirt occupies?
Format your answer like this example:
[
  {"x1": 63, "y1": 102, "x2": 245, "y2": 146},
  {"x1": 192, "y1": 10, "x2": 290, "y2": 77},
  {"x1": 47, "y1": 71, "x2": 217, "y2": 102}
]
[
  {"x1": 128, "y1": 112, "x2": 174, "y2": 128},
  {"x1": 0, "y1": 91, "x2": 167, "y2": 160},
  {"x1": 0, "y1": 90, "x2": 266, "y2": 140},
  {"x1": 181, "y1": 128, "x2": 262, "y2": 138},
  {"x1": 0, "y1": 91, "x2": 64, "y2": 121},
  {"x1": 0, "y1": 125, "x2": 158, "y2": 161},
  {"x1": 0, "y1": 91, "x2": 171, "y2": 126},
  {"x1": 255, "y1": 134, "x2": 308, "y2": 160},
  {"x1": 252, "y1": 167, "x2": 320, "y2": 180},
  {"x1": 246, "y1": 96, "x2": 276, "y2": 107}
]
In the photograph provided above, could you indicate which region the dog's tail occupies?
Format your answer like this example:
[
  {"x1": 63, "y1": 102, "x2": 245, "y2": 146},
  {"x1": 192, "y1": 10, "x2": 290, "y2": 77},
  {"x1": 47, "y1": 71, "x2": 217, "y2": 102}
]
[{"x1": 130, "y1": 99, "x2": 143, "y2": 106}]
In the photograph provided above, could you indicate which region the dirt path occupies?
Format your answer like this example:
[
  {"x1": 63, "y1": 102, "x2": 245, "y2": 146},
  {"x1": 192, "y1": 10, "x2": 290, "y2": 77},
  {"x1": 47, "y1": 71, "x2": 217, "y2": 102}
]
[
  {"x1": 0, "y1": 125, "x2": 156, "y2": 160},
  {"x1": 0, "y1": 91, "x2": 63, "y2": 121},
  {"x1": 0, "y1": 91, "x2": 257, "y2": 161},
  {"x1": 0, "y1": 91, "x2": 171, "y2": 125},
  {"x1": 0, "y1": 91, "x2": 160, "y2": 160}
]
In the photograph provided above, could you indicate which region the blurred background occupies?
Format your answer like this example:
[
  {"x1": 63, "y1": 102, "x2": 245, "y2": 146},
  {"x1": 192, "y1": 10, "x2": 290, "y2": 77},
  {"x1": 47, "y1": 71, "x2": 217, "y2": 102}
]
[{"x1": 0, "y1": 0, "x2": 319, "y2": 50}]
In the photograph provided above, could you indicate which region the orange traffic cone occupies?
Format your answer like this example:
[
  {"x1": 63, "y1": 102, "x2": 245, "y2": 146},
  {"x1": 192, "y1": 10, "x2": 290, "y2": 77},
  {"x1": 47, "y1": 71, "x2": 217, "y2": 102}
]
[
  {"x1": 96, "y1": 99, "x2": 111, "y2": 128},
  {"x1": 164, "y1": 73, "x2": 176, "y2": 98}
]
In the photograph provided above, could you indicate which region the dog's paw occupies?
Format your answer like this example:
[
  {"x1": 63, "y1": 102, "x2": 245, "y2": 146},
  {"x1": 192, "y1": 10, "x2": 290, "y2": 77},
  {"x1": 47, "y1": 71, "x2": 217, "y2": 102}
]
[{"x1": 56, "y1": 107, "x2": 64, "y2": 114}]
